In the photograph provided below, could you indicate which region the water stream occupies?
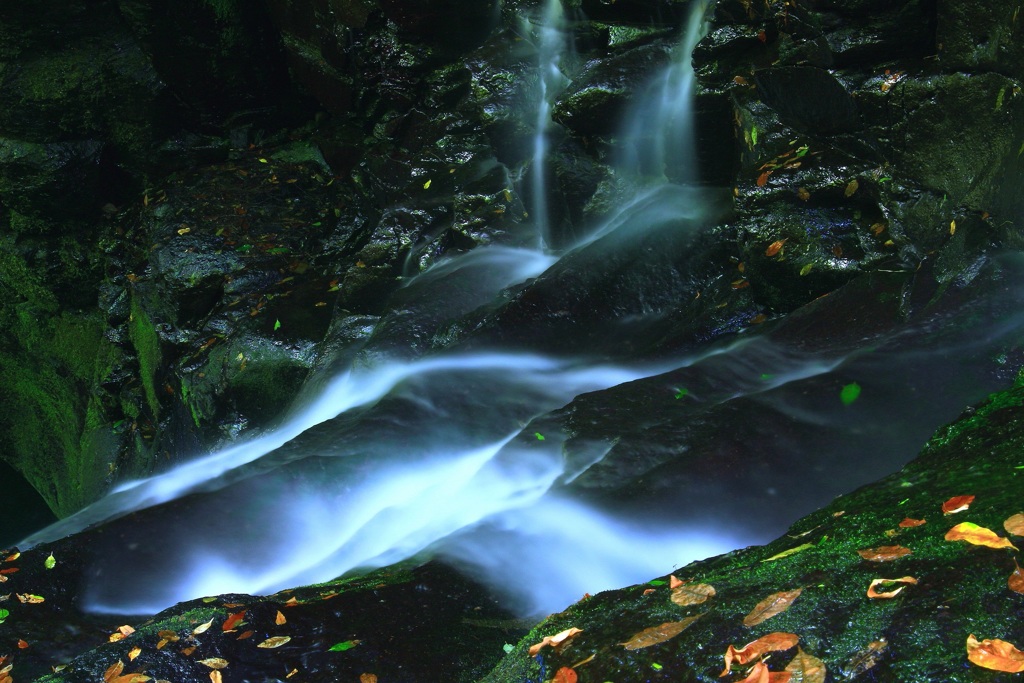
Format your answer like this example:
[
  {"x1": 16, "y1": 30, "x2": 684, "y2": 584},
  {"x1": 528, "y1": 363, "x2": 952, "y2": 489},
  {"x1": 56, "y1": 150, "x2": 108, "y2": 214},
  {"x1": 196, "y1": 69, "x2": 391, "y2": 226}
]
[{"x1": 21, "y1": 1, "x2": 1024, "y2": 617}]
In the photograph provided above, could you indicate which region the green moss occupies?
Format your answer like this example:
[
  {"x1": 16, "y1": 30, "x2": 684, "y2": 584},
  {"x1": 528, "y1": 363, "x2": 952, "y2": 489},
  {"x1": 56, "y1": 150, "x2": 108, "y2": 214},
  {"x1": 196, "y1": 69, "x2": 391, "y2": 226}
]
[{"x1": 129, "y1": 294, "x2": 162, "y2": 418}]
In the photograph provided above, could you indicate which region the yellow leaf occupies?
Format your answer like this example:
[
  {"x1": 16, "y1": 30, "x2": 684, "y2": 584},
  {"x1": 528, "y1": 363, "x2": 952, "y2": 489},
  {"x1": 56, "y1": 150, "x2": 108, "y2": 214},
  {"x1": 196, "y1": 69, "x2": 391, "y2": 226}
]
[
  {"x1": 765, "y1": 239, "x2": 788, "y2": 257},
  {"x1": 210, "y1": 672, "x2": 223, "y2": 683},
  {"x1": 423, "y1": 179, "x2": 431, "y2": 189},
  {"x1": 785, "y1": 647, "x2": 826, "y2": 683},
  {"x1": 721, "y1": 632, "x2": 799, "y2": 676},
  {"x1": 967, "y1": 634, "x2": 1024, "y2": 673},
  {"x1": 866, "y1": 576, "x2": 917, "y2": 599},
  {"x1": 743, "y1": 588, "x2": 802, "y2": 627},
  {"x1": 128, "y1": 647, "x2": 142, "y2": 661},
  {"x1": 844, "y1": 179, "x2": 859, "y2": 197},
  {"x1": 192, "y1": 619, "x2": 214, "y2": 635},
  {"x1": 670, "y1": 582, "x2": 716, "y2": 606},
  {"x1": 949, "y1": 219, "x2": 956, "y2": 235},
  {"x1": 620, "y1": 615, "x2": 703, "y2": 650},
  {"x1": 104, "y1": 661, "x2": 125, "y2": 683},
  {"x1": 799, "y1": 263, "x2": 813, "y2": 276},
  {"x1": 257, "y1": 636, "x2": 292, "y2": 649},
  {"x1": 762, "y1": 543, "x2": 814, "y2": 562},
  {"x1": 198, "y1": 658, "x2": 229, "y2": 670},
  {"x1": 945, "y1": 522, "x2": 1017, "y2": 549},
  {"x1": 528, "y1": 627, "x2": 582, "y2": 657}
]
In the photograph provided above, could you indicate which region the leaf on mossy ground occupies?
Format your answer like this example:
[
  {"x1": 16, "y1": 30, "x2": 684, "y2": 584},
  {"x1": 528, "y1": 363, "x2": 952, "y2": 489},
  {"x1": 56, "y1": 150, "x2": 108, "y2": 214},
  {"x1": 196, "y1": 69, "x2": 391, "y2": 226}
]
[
  {"x1": 765, "y1": 239, "x2": 787, "y2": 256},
  {"x1": 1009, "y1": 560, "x2": 1024, "y2": 595},
  {"x1": 941, "y1": 494, "x2": 974, "y2": 514},
  {"x1": 193, "y1": 619, "x2": 214, "y2": 635},
  {"x1": 722, "y1": 633, "x2": 799, "y2": 675},
  {"x1": 621, "y1": 615, "x2": 703, "y2": 650},
  {"x1": 1004, "y1": 513, "x2": 1024, "y2": 536},
  {"x1": 785, "y1": 647, "x2": 826, "y2": 683},
  {"x1": 737, "y1": 661, "x2": 792, "y2": 683},
  {"x1": 743, "y1": 589, "x2": 803, "y2": 627},
  {"x1": 967, "y1": 634, "x2": 1024, "y2": 673},
  {"x1": 552, "y1": 667, "x2": 577, "y2": 683},
  {"x1": 866, "y1": 576, "x2": 917, "y2": 599},
  {"x1": 222, "y1": 610, "x2": 246, "y2": 631},
  {"x1": 669, "y1": 575, "x2": 685, "y2": 589},
  {"x1": 898, "y1": 518, "x2": 926, "y2": 528},
  {"x1": 670, "y1": 582, "x2": 716, "y2": 606},
  {"x1": 763, "y1": 543, "x2": 814, "y2": 562},
  {"x1": 257, "y1": 636, "x2": 291, "y2": 649},
  {"x1": 945, "y1": 522, "x2": 1017, "y2": 549},
  {"x1": 856, "y1": 545, "x2": 911, "y2": 561},
  {"x1": 528, "y1": 627, "x2": 583, "y2": 656}
]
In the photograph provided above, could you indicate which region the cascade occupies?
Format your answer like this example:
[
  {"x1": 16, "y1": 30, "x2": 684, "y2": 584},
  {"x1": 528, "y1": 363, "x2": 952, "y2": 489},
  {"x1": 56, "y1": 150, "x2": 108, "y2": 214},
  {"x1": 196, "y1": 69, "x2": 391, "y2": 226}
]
[{"x1": 22, "y1": 1, "x2": 1024, "y2": 619}]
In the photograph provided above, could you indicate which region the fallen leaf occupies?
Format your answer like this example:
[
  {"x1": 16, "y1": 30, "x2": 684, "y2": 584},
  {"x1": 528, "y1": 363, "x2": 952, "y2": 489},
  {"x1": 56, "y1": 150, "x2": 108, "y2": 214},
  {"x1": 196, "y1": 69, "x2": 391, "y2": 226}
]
[
  {"x1": 946, "y1": 522, "x2": 1017, "y2": 549},
  {"x1": 722, "y1": 633, "x2": 800, "y2": 675},
  {"x1": 757, "y1": 171, "x2": 771, "y2": 187},
  {"x1": 763, "y1": 543, "x2": 814, "y2": 562},
  {"x1": 528, "y1": 627, "x2": 583, "y2": 656},
  {"x1": 237, "y1": 630, "x2": 254, "y2": 640},
  {"x1": 222, "y1": 610, "x2": 246, "y2": 631},
  {"x1": 182, "y1": 646, "x2": 196, "y2": 656},
  {"x1": 840, "y1": 382, "x2": 861, "y2": 405},
  {"x1": 869, "y1": 222, "x2": 886, "y2": 235},
  {"x1": 17, "y1": 639, "x2": 28, "y2": 649},
  {"x1": 1009, "y1": 559, "x2": 1024, "y2": 595},
  {"x1": 785, "y1": 647, "x2": 826, "y2": 683},
  {"x1": 328, "y1": 640, "x2": 361, "y2": 652},
  {"x1": 941, "y1": 494, "x2": 974, "y2": 514},
  {"x1": 1004, "y1": 513, "x2": 1024, "y2": 536},
  {"x1": 898, "y1": 518, "x2": 926, "y2": 528},
  {"x1": 844, "y1": 179, "x2": 859, "y2": 197},
  {"x1": 44, "y1": 554, "x2": 56, "y2": 570},
  {"x1": 765, "y1": 239, "x2": 788, "y2": 257},
  {"x1": 4, "y1": 553, "x2": 19, "y2": 562},
  {"x1": 104, "y1": 661, "x2": 125, "y2": 683},
  {"x1": 553, "y1": 667, "x2": 577, "y2": 683},
  {"x1": 128, "y1": 647, "x2": 141, "y2": 661},
  {"x1": 157, "y1": 630, "x2": 179, "y2": 642},
  {"x1": 621, "y1": 615, "x2": 703, "y2": 650},
  {"x1": 669, "y1": 575, "x2": 685, "y2": 589},
  {"x1": 866, "y1": 576, "x2": 918, "y2": 599},
  {"x1": 967, "y1": 634, "x2": 1024, "y2": 673},
  {"x1": 257, "y1": 636, "x2": 291, "y2": 649},
  {"x1": 856, "y1": 545, "x2": 911, "y2": 561},
  {"x1": 670, "y1": 582, "x2": 716, "y2": 606},
  {"x1": 0, "y1": 569, "x2": 19, "y2": 575},
  {"x1": 16, "y1": 593, "x2": 44, "y2": 604},
  {"x1": 738, "y1": 661, "x2": 792, "y2": 683},
  {"x1": 360, "y1": 675, "x2": 378, "y2": 683},
  {"x1": 210, "y1": 672, "x2": 223, "y2": 683},
  {"x1": 743, "y1": 589, "x2": 803, "y2": 627},
  {"x1": 198, "y1": 658, "x2": 229, "y2": 670},
  {"x1": 797, "y1": 187, "x2": 810, "y2": 201},
  {"x1": 841, "y1": 639, "x2": 887, "y2": 677},
  {"x1": 193, "y1": 619, "x2": 214, "y2": 635},
  {"x1": 275, "y1": 610, "x2": 287, "y2": 625}
]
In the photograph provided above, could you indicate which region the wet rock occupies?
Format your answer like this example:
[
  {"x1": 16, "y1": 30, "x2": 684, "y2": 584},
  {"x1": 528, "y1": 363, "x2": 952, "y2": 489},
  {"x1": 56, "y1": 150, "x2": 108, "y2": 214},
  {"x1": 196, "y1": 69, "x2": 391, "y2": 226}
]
[
  {"x1": 0, "y1": 139, "x2": 104, "y2": 220},
  {"x1": 753, "y1": 66, "x2": 861, "y2": 136}
]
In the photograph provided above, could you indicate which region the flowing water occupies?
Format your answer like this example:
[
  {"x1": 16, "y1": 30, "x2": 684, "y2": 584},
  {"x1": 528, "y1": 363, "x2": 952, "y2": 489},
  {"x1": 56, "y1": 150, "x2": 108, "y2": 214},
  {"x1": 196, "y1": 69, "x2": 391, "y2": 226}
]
[{"x1": 22, "y1": 1, "x2": 1024, "y2": 617}]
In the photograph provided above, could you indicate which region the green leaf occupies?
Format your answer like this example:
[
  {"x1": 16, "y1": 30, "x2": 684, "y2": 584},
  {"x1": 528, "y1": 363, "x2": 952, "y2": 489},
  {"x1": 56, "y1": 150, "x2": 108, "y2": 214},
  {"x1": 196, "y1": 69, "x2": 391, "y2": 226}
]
[
  {"x1": 799, "y1": 263, "x2": 813, "y2": 276},
  {"x1": 267, "y1": 247, "x2": 290, "y2": 255},
  {"x1": 648, "y1": 579, "x2": 667, "y2": 586},
  {"x1": 750, "y1": 125, "x2": 759, "y2": 146},
  {"x1": 423, "y1": 179, "x2": 432, "y2": 189},
  {"x1": 674, "y1": 387, "x2": 689, "y2": 399},
  {"x1": 0, "y1": 608, "x2": 8, "y2": 623},
  {"x1": 274, "y1": 319, "x2": 282, "y2": 331},
  {"x1": 503, "y1": 643, "x2": 515, "y2": 653},
  {"x1": 534, "y1": 432, "x2": 545, "y2": 441},
  {"x1": 329, "y1": 640, "x2": 360, "y2": 652},
  {"x1": 840, "y1": 382, "x2": 861, "y2": 405},
  {"x1": 996, "y1": 87, "x2": 1006, "y2": 111},
  {"x1": 45, "y1": 553, "x2": 56, "y2": 569}
]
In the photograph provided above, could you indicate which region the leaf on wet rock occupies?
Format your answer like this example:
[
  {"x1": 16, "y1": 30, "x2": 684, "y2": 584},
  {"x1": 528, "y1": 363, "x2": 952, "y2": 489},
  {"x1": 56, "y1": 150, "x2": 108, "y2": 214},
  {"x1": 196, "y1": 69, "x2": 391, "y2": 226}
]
[
  {"x1": 4, "y1": 553, "x2": 19, "y2": 563},
  {"x1": 669, "y1": 575, "x2": 685, "y2": 589},
  {"x1": 945, "y1": 522, "x2": 1017, "y2": 549},
  {"x1": 0, "y1": 568, "x2": 19, "y2": 575},
  {"x1": 621, "y1": 615, "x2": 703, "y2": 650},
  {"x1": 856, "y1": 545, "x2": 911, "y2": 561},
  {"x1": 1004, "y1": 513, "x2": 1024, "y2": 537},
  {"x1": 193, "y1": 619, "x2": 214, "y2": 635},
  {"x1": 198, "y1": 658, "x2": 229, "y2": 670},
  {"x1": 743, "y1": 589, "x2": 802, "y2": 627},
  {"x1": 328, "y1": 640, "x2": 362, "y2": 652},
  {"x1": 737, "y1": 661, "x2": 792, "y2": 683},
  {"x1": 275, "y1": 610, "x2": 287, "y2": 625},
  {"x1": 722, "y1": 633, "x2": 800, "y2": 676},
  {"x1": 1009, "y1": 560, "x2": 1024, "y2": 595},
  {"x1": 210, "y1": 671, "x2": 223, "y2": 683},
  {"x1": 257, "y1": 636, "x2": 292, "y2": 649},
  {"x1": 785, "y1": 647, "x2": 826, "y2": 683},
  {"x1": 844, "y1": 179, "x2": 859, "y2": 197},
  {"x1": 670, "y1": 582, "x2": 716, "y2": 606},
  {"x1": 966, "y1": 634, "x2": 1024, "y2": 673},
  {"x1": 941, "y1": 494, "x2": 974, "y2": 514},
  {"x1": 109, "y1": 625, "x2": 136, "y2": 642},
  {"x1": 128, "y1": 647, "x2": 141, "y2": 661},
  {"x1": 528, "y1": 627, "x2": 583, "y2": 656},
  {"x1": 15, "y1": 593, "x2": 44, "y2": 604},
  {"x1": 44, "y1": 554, "x2": 56, "y2": 569},
  {"x1": 866, "y1": 576, "x2": 917, "y2": 599},
  {"x1": 765, "y1": 239, "x2": 787, "y2": 256},
  {"x1": 222, "y1": 610, "x2": 246, "y2": 631},
  {"x1": 360, "y1": 675, "x2": 378, "y2": 683},
  {"x1": 898, "y1": 518, "x2": 926, "y2": 528},
  {"x1": 552, "y1": 667, "x2": 577, "y2": 683}
]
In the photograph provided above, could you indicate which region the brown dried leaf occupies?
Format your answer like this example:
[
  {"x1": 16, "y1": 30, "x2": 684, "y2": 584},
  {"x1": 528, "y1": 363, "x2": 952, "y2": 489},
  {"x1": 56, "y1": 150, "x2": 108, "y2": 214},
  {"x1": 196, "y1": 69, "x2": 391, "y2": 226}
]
[
  {"x1": 856, "y1": 545, "x2": 911, "y2": 561},
  {"x1": 743, "y1": 589, "x2": 803, "y2": 627},
  {"x1": 4, "y1": 553, "x2": 19, "y2": 563},
  {"x1": 1009, "y1": 560, "x2": 1024, "y2": 595},
  {"x1": 785, "y1": 647, "x2": 826, "y2": 683},
  {"x1": 257, "y1": 636, "x2": 291, "y2": 649},
  {"x1": 797, "y1": 187, "x2": 810, "y2": 201},
  {"x1": 866, "y1": 576, "x2": 918, "y2": 599},
  {"x1": 670, "y1": 582, "x2": 716, "y2": 606},
  {"x1": 942, "y1": 494, "x2": 974, "y2": 514},
  {"x1": 528, "y1": 627, "x2": 583, "y2": 657},
  {"x1": 844, "y1": 179, "x2": 859, "y2": 197},
  {"x1": 967, "y1": 634, "x2": 1024, "y2": 673},
  {"x1": 275, "y1": 610, "x2": 287, "y2": 626},
  {"x1": 620, "y1": 615, "x2": 703, "y2": 650},
  {"x1": 898, "y1": 518, "x2": 926, "y2": 528},
  {"x1": 722, "y1": 633, "x2": 800, "y2": 675},
  {"x1": 104, "y1": 661, "x2": 125, "y2": 683},
  {"x1": 1004, "y1": 512, "x2": 1024, "y2": 537},
  {"x1": 360, "y1": 675, "x2": 378, "y2": 683},
  {"x1": 765, "y1": 239, "x2": 788, "y2": 257},
  {"x1": 757, "y1": 171, "x2": 771, "y2": 187},
  {"x1": 945, "y1": 522, "x2": 1017, "y2": 549},
  {"x1": 669, "y1": 575, "x2": 685, "y2": 589}
]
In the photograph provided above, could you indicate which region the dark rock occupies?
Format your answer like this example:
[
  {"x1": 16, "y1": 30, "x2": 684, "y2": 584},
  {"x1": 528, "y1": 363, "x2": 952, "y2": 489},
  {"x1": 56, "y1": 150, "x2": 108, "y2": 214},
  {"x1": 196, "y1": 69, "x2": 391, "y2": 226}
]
[
  {"x1": 753, "y1": 66, "x2": 861, "y2": 136},
  {"x1": 0, "y1": 139, "x2": 104, "y2": 220}
]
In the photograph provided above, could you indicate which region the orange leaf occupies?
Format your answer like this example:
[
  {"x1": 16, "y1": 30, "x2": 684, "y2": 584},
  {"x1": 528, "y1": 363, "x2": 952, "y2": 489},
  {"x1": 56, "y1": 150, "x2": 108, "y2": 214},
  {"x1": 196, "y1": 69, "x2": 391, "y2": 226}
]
[
  {"x1": 360, "y1": 675, "x2": 378, "y2": 683},
  {"x1": 765, "y1": 239, "x2": 787, "y2": 257},
  {"x1": 743, "y1": 589, "x2": 802, "y2": 627},
  {"x1": 757, "y1": 171, "x2": 771, "y2": 187},
  {"x1": 528, "y1": 627, "x2": 583, "y2": 657},
  {"x1": 941, "y1": 494, "x2": 974, "y2": 514},
  {"x1": 856, "y1": 545, "x2": 911, "y2": 561},
  {"x1": 898, "y1": 518, "x2": 926, "y2": 528},
  {"x1": 967, "y1": 634, "x2": 1024, "y2": 673},
  {"x1": 866, "y1": 576, "x2": 917, "y2": 599},
  {"x1": 1004, "y1": 512, "x2": 1024, "y2": 537},
  {"x1": 784, "y1": 647, "x2": 826, "y2": 683},
  {"x1": 0, "y1": 568, "x2": 19, "y2": 575},
  {"x1": 275, "y1": 610, "x2": 287, "y2": 625},
  {"x1": 553, "y1": 667, "x2": 577, "y2": 683},
  {"x1": 722, "y1": 633, "x2": 800, "y2": 675},
  {"x1": 669, "y1": 575, "x2": 685, "y2": 589},
  {"x1": 222, "y1": 610, "x2": 246, "y2": 631},
  {"x1": 670, "y1": 582, "x2": 716, "y2": 606},
  {"x1": 621, "y1": 615, "x2": 703, "y2": 650},
  {"x1": 16, "y1": 639, "x2": 28, "y2": 649},
  {"x1": 4, "y1": 553, "x2": 19, "y2": 562},
  {"x1": 210, "y1": 671, "x2": 223, "y2": 683},
  {"x1": 1009, "y1": 560, "x2": 1024, "y2": 595},
  {"x1": 104, "y1": 661, "x2": 126, "y2": 683},
  {"x1": 945, "y1": 522, "x2": 1017, "y2": 549},
  {"x1": 797, "y1": 187, "x2": 810, "y2": 201}
]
